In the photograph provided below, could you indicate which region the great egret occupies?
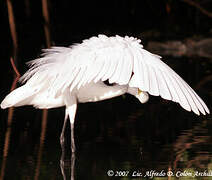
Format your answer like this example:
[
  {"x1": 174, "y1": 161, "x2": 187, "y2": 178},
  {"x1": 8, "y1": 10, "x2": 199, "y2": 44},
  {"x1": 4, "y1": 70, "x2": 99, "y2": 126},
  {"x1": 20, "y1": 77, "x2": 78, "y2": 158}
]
[{"x1": 1, "y1": 34, "x2": 210, "y2": 152}]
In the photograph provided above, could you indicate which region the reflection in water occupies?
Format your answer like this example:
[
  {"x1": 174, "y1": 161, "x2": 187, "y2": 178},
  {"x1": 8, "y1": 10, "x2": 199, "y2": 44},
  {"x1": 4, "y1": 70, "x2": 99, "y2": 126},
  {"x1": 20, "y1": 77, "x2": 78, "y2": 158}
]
[
  {"x1": 57, "y1": 115, "x2": 212, "y2": 180},
  {"x1": 173, "y1": 120, "x2": 211, "y2": 170},
  {"x1": 0, "y1": 100, "x2": 211, "y2": 179},
  {"x1": 60, "y1": 129, "x2": 75, "y2": 180},
  {"x1": 60, "y1": 152, "x2": 75, "y2": 180},
  {"x1": 0, "y1": 125, "x2": 12, "y2": 180},
  {"x1": 34, "y1": 110, "x2": 48, "y2": 180},
  {"x1": 0, "y1": 58, "x2": 20, "y2": 180}
]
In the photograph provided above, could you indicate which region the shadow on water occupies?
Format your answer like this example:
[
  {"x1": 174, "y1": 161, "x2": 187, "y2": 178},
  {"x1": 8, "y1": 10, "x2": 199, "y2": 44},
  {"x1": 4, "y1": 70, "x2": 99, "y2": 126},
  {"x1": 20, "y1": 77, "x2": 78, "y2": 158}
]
[{"x1": 0, "y1": 55, "x2": 211, "y2": 180}]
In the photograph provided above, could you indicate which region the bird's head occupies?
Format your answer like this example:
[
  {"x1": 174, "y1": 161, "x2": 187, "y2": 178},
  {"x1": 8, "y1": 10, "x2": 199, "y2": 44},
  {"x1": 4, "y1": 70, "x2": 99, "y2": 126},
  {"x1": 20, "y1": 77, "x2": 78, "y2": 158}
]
[
  {"x1": 127, "y1": 87, "x2": 149, "y2": 104},
  {"x1": 135, "y1": 89, "x2": 149, "y2": 104}
]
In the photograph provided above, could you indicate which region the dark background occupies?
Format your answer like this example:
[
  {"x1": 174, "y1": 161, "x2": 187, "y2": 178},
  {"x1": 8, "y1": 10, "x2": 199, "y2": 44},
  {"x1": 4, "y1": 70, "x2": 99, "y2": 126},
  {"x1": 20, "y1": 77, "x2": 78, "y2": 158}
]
[
  {"x1": 0, "y1": 1, "x2": 212, "y2": 179},
  {"x1": 1, "y1": 0, "x2": 212, "y2": 64}
]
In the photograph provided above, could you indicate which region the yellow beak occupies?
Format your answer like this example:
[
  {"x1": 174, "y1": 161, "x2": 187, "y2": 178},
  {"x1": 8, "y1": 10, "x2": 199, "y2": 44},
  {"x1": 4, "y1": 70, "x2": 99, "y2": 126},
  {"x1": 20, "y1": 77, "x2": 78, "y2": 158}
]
[{"x1": 138, "y1": 89, "x2": 142, "y2": 95}]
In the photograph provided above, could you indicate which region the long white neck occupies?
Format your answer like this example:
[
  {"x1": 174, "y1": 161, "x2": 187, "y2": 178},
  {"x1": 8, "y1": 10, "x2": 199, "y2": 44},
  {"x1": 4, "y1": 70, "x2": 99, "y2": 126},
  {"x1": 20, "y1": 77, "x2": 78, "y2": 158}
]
[{"x1": 76, "y1": 81, "x2": 128, "y2": 103}]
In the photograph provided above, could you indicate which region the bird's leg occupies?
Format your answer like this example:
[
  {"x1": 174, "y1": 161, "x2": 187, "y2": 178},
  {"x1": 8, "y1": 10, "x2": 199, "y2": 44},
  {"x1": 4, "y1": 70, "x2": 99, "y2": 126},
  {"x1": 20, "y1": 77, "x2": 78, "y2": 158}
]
[
  {"x1": 71, "y1": 120, "x2": 76, "y2": 153},
  {"x1": 60, "y1": 108, "x2": 69, "y2": 147},
  {"x1": 64, "y1": 91, "x2": 77, "y2": 153},
  {"x1": 71, "y1": 153, "x2": 76, "y2": 180},
  {"x1": 67, "y1": 104, "x2": 77, "y2": 153}
]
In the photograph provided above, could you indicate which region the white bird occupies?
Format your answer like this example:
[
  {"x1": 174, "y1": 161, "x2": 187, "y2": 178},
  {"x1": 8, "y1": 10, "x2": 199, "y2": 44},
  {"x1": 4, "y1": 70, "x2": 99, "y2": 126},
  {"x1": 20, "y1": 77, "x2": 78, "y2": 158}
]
[{"x1": 1, "y1": 34, "x2": 210, "y2": 152}]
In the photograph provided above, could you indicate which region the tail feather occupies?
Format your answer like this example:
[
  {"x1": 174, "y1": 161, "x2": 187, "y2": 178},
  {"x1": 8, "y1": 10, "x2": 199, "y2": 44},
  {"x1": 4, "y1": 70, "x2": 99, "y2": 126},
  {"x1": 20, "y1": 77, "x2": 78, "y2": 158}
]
[{"x1": 1, "y1": 85, "x2": 38, "y2": 109}]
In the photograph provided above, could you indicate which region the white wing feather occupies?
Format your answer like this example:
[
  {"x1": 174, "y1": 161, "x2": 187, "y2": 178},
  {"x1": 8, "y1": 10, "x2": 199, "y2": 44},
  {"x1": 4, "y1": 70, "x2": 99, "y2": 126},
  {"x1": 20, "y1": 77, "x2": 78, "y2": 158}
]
[
  {"x1": 19, "y1": 34, "x2": 209, "y2": 115},
  {"x1": 129, "y1": 47, "x2": 209, "y2": 115}
]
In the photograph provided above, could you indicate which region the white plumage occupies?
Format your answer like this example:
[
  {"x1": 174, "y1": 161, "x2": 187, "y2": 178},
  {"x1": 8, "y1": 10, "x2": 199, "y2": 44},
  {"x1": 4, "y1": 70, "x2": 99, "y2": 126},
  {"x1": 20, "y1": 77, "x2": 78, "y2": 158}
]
[{"x1": 1, "y1": 34, "x2": 210, "y2": 152}]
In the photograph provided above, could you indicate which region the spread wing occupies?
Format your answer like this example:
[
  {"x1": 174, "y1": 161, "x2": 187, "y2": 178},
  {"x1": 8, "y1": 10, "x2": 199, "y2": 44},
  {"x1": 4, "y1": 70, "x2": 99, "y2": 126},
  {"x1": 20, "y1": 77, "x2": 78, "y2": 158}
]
[
  {"x1": 129, "y1": 47, "x2": 209, "y2": 115},
  {"x1": 20, "y1": 35, "x2": 209, "y2": 115},
  {"x1": 20, "y1": 35, "x2": 135, "y2": 94}
]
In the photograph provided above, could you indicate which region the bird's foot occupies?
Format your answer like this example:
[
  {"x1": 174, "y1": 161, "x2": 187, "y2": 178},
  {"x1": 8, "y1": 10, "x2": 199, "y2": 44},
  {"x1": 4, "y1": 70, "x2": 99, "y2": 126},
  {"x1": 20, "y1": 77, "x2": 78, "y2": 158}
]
[
  {"x1": 71, "y1": 143, "x2": 76, "y2": 153},
  {"x1": 71, "y1": 138, "x2": 76, "y2": 153},
  {"x1": 60, "y1": 135, "x2": 65, "y2": 147}
]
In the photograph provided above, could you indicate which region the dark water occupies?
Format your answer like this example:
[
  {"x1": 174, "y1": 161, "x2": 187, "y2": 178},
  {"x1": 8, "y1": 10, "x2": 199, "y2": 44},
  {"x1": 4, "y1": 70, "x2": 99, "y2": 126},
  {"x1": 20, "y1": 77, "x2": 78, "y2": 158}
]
[{"x1": 0, "y1": 56, "x2": 212, "y2": 180}]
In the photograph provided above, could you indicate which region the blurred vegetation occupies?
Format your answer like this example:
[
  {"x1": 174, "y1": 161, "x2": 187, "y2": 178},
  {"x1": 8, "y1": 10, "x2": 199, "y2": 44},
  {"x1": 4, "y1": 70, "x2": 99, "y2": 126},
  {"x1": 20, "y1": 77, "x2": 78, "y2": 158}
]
[
  {"x1": 1, "y1": 0, "x2": 212, "y2": 49},
  {"x1": 0, "y1": 0, "x2": 211, "y2": 75}
]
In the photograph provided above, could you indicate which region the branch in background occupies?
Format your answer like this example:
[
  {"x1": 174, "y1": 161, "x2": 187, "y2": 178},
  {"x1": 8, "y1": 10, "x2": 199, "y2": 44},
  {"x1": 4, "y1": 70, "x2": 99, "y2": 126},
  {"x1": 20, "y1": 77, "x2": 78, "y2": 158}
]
[
  {"x1": 195, "y1": 75, "x2": 212, "y2": 89},
  {"x1": 181, "y1": 0, "x2": 212, "y2": 18},
  {"x1": 42, "y1": 0, "x2": 51, "y2": 48},
  {"x1": 24, "y1": 0, "x2": 31, "y2": 17},
  {"x1": 10, "y1": 57, "x2": 20, "y2": 91},
  {"x1": 6, "y1": 0, "x2": 18, "y2": 61}
]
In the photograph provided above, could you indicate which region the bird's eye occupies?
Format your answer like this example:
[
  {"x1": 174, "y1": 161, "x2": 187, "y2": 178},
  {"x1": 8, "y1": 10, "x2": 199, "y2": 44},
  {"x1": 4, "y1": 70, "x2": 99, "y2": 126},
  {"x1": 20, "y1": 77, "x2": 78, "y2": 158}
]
[{"x1": 103, "y1": 80, "x2": 115, "y2": 86}]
